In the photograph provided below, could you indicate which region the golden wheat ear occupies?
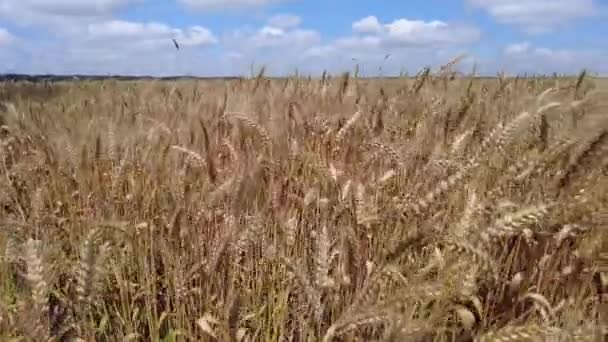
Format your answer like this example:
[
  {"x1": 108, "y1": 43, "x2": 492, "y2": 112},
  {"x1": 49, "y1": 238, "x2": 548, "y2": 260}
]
[
  {"x1": 75, "y1": 229, "x2": 110, "y2": 307},
  {"x1": 21, "y1": 238, "x2": 50, "y2": 340},
  {"x1": 475, "y1": 324, "x2": 564, "y2": 342}
]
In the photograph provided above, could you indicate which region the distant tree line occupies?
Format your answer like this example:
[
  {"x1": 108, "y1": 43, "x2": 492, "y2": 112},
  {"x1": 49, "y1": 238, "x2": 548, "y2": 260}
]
[{"x1": 0, "y1": 73, "x2": 243, "y2": 83}]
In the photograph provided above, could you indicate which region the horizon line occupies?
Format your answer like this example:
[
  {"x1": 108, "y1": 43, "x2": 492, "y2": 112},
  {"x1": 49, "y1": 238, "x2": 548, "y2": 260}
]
[{"x1": 0, "y1": 71, "x2": 603, "y2": 81}]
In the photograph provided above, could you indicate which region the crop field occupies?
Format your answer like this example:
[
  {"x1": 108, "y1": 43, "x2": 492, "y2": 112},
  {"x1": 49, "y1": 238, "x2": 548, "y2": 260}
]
[{"x1": 0, "y1": 69, "x2": 606, "y2": 341}]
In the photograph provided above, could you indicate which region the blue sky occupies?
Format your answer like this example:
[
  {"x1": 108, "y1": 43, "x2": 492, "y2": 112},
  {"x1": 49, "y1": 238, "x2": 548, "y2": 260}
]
[{"x1": 1, "y1": 0, "x2": 607, "y2": 76}]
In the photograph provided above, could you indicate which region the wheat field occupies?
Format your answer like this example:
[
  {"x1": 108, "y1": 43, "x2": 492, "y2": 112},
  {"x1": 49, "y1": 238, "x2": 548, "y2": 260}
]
[{"x1": 0, "y1": 68, "x2": 606, "y2": 341}]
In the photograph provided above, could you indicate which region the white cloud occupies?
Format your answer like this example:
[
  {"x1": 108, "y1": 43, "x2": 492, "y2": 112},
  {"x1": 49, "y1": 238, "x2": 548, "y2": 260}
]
[
  {"x1": 177, "y1": 0, "x2": 286, "y2": 10},
  {"x1": 227, "y1": 25, "x2": 320, "y2": 50},
  {"x1": 88, "y1": 21, "x2": 175, "y2": 39},
  {"x1": 267, "y1": 14, "x2": 302, "y2": 29},
  {"x1": 0, "y1": 27, "x2": 15, "y2": 45},
  {"x1": 341, "y1": 16, "x2": 480, "y2": 50},
  {"x1": 0, "y1": 28, "x2": 20, "y2": 73},
  {"x1": 302, "y1": 43, "x2": 459, "y2": 76},
  {"x1": 258, "y1": 26, "x2": 284, "y2": 38},
  {"x1": 0, "y1": 0, "x2": 142, "y2": 31},
  {"x1": 334, "y1": 35, "x2": 382, "y2": 50},
  {"x1": 498, "y1": 42, "x2": 607, "y2": 75},
  {"x1": 2, "y1": 5, "x2": 605, "y2": 78},
  {"x1": 383, "y1": 19, "x2": 479, "y2": 46},
  {"x1": 302, "y1": 45, "x2": 335, "y2": 58},
  {"x1": 85, "y1": 20, "x2": 217, "y2": 49},
  {"x1": 352, "y1": 16, "x2": 382, "y2": 34},
  {"x1": 6, "y1": 39, "x2": 226, "y2": 76},
  {"x1": 0, "y1": 19, "x2": 220, "y2": 76},
  {"x1": 178, "y1": 26, "x2": 218, "y2": 46},
  {"x1": 467, "y1": 0, "x2": 597, "y2": 33},
  {"x1": 221, "y1": 22, "x2": 322, "y2": 75},
  {"x1": 20, "y1": 0, "x2": 136, "y2": 16},
  {"x1": 272, "y1": 16, "x2": 479, "y2": 76},
  {"x1": 4, "y1": 10, "x2": 480, "y2": 77},
  {"x1": 298, "y1": 17, "x2": 480, "y2": 76},
  {"x1": 0, "y1": 1, "x2": 223, "y2": 75},
  {"x1": 505, "y1": 41, "x2": 531, "y2": 54},
  {"x1": 0, "y1": 0, "x2": 139, "y2": 19}
]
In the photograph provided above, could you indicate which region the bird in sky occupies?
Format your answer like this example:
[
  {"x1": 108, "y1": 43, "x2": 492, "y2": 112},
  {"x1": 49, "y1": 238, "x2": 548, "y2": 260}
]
[{"x1": 172, "y1": 38, "x2": 180, "y2": 50}]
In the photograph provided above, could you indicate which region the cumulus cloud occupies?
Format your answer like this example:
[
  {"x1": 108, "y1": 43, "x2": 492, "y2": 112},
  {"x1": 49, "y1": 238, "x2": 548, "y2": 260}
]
[
  {"x1": 0, "y1": 18, "x2": 219, "y2": 76},
  {"x1": 298, "y1": 17, "x2": 479, "y2": 75},
  {"x1": 352, "y1": 16, "x2": 382, "y2": 34},
  {"x1": 0, "y1": 28, "x2": 21, "y2": 73},
  {"x1": 0, "y1": 0, "x2": 142, "y2": 31},
  {"x1": 1, "y1": 1, "x2": 603, "y2": 78},
  {"x1": 504, "y1": 41, "x2": 531, "y2": 54},
  {"x1": 303, "y1": 42, "x2": 460, "y2": 76},
  {"x1": 4, "y1": 0, "x2": 138, "y2": 16},
  {"x1": 467, "y1": 0, "x2": 597, "y2": 33},
  {"x1": 498, "y1": 42, "x2": 607, "y2": 74},
  {"x1": 63, "y1": 20, "x2": 218, "y2": 74},
  {"x1": 226, "y1": 24, "x2": 320, "y2": 50},
  {"x1": 267, "y1": 14, "x2": 302, "y2": 29},
  {"x1": 0, "y1": 0, "x2": 221, "y2": 75},
  {"x1": 383, "y1": 19, "x2": 480, "y2": 46},
  {"x1": 333, "y1": 16, "x2": 480, "y2": 52},
  {"x1": 85, "y1": 20, "x2": 217, "y2": 49},
  {"x1": 299, "y1": 17, "x2": 480, "y2": 76},
  {"x1": 221, "y1": 20, "x2": 322, "y2": 75},
  {"x1": 177, "y1": 0, "x2": 287, "y2": 10},
  {"x1": 351, "y1": 16, "x2": 479, "y2": 46},
  {"x1": 335, "y1": 35, "x2": 382, "y2": 50},
  {"x1": 7, "y1": 38, "x2": 226, "y2": 76},
  {"x1": 0, "y1": 0, "x2": 139, "y2": 22},
  {"x1": 0, "y1": 27, "x2": 15, "y2": 45}
]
